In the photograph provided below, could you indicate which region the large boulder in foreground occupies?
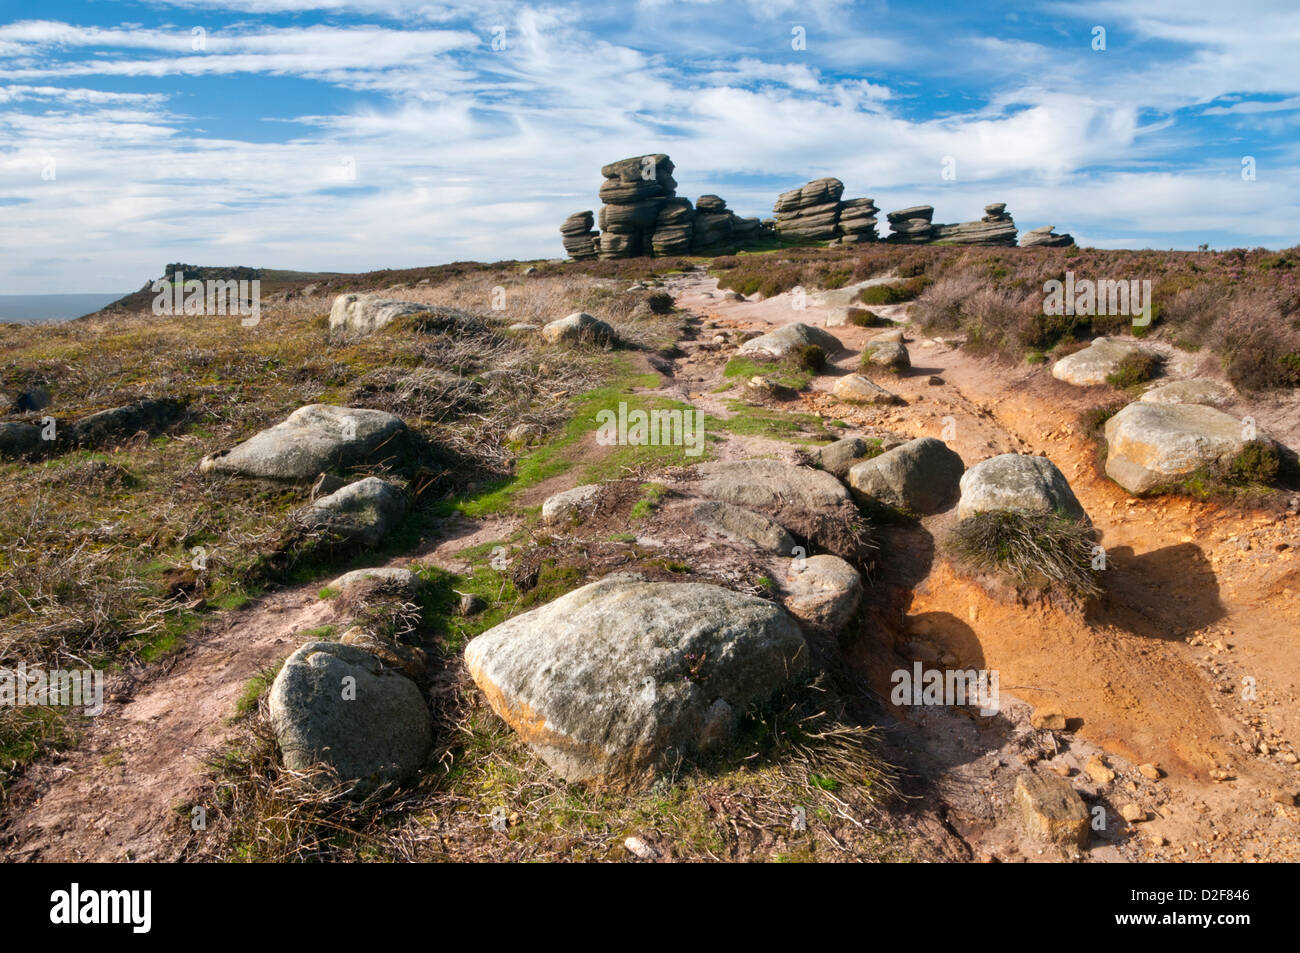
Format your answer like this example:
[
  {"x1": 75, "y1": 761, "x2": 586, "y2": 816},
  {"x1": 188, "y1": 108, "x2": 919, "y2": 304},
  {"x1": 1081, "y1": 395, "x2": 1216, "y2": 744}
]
[
  {"x1": 847, "y1": 437, "x2": 963, "y2": 514},
  {"x1": 1051, "y1": 337, "x2": 1156, "y2": 387},
  {"x1": 329, "y1": 293, "x2": 431, "y2": 338},
  {"x1": 541, "y1": 311, "x2": 615, "y2": 345},
  {"x1": 694, "y1": 459, "x2": 850, "y2": 510},
  {"x1": 269, "y1": 641, "x2": 432, "y2": 788},
  {"x1": 464, "y1": 574, "x2": 807, "y2": 783},
  {"x1": 293, "y1": 477, "x2": 407, "y2": 547},
  {"x1": 199, "y1": 404, "x2": 406, "y2": 481},
  {"x1": 957, "y1": 453, "x2": 1087, "y2": 522},
  {"x1": 1103, "y1": 402, "x2": 1252, "y2": 494},
  {"x1": 738, "y1": 322, "x2": 842, "y2": 359}
]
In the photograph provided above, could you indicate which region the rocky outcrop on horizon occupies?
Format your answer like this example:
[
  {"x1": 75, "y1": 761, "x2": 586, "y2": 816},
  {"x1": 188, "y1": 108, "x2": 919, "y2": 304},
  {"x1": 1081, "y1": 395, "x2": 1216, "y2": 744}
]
[{"x1": 560, "y1": 156, "x2": 1076, "y2": 257}]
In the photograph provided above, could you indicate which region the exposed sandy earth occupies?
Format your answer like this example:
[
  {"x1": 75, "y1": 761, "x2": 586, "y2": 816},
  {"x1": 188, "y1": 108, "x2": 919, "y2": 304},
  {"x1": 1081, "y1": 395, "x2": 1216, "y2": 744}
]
[{"x1": 3, "y1": 269, "x2": 1297, "y2": 862}]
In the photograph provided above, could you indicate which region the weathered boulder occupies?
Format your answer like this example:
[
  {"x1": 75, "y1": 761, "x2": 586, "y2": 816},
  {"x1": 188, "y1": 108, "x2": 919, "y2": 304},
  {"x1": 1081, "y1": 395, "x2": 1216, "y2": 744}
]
[
  {"x1": 541, "y1": 484, "x2": 602, "y2": 525},
  {"x1": 782, "y1": 555, "x2": 862, "y2": 629},
  {"x1": 957, "y1": 453, "x2": 1087, "y2": 522},
  {"x1": 847, "y1": 437, "x2": 964, "y2": 514},
  {"x1": 1103, "y1": 402, "x2": 1252, "y2": 494},
  {"x1": 862, "y1": 340, "x2": 911, "y2": 372},
  {"x1": 813, "y1": 435, "x2": 878, "y2": 477},
  {"x1": 269, "y1": 641, "x2": 432, "y2": 787},
  {"x1": 293, "y1": 477, "x2": 407, "y2": 547},
  {"x1": 1051, "y1": 337, "x2": 1157, "y2": 387},
  {"x1": 885, "y1": 206, "x2": 934, "y2": 244},
  {"x1": 66, "y1": 398, "x2": 183, "y2": 448},
  {"x1": 738, "y1": 322, "x2": 842, "y2": 359},
  {"x1": 541, "y1": 311, "x2": 616, "y2": 346},
  {"x1": 329, "y1": 294, "x2": 431, "y2": 338},
  {"x1": 560, "y1": 210, "x2": 600, "y2": 260},
  {"x1": 328, "y1": 566, "x2": 420, "y2": 595},
  {"x1": 694, "y1": 458, "x2": 850, "y2": 510},
  {"x1": 691, "y1": 500, "x2": 796, "y2": 554},
  {"x1": 833, "y1": 373, "x2": 901, "y2": 405},
  {"x1": 1020, "y1": 225, "x2": 1075, "y2": 248},
  {"x1": 0, "y1": 421, "x2": 45, "y2": 459},
  {"x1": 1139, "y1": 378, "x2": 1235, "y2": 408},
  {"x1": 199, "y1": 404, "x2": 407, "y2": 481},
  {"x1": 464, "y1": 574, "x2": 807, "y2": 782}
]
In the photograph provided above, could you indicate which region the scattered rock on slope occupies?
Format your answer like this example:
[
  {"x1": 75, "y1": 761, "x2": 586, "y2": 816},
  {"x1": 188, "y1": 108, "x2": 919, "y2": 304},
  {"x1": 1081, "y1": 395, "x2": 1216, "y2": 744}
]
[
  {"x1": 694, "y1": 459, "x2": 850, "y2": 510},
  {"x1": 329, "y1": 293, "x2": 438, "y2": 338},
  {"x1": 691, "y1": 500, "x2": 797, "y2": 555},
  {"x1": 0, "y1": 421, "x2": 45, "y2": 459},
  {"x1": 862, "y1": 340, "x2": 911, "y2": 372},
  {"x1": 847, "y1": 437, "x2": 964, "y2": 514},
  {"x1": 1139, "y1": 378, "x2": 1235, "y2": 407},
  {"x1": 269, "y1": 640, "x2": 432, "y2": 788},
  {"x1": 832, "y1": 373, "x2": 901, "y2": 405},
  {"x1": 1051, "y1": 337, "x2": 1157, "y2": 387},
  {"x1": 738, "y1": 322, "x2": 842, "y2": 359},
  {"x1": 464, "y1": 574, "x2": 807, "y2": 783},
  {"x1": 957, "y1": 453, "x2": 1088, "y2": 522},
  {"x1": 541, "y1": 311, "x2": 616, "y2": 345},
  {"x1": 1103, "y1": 402, "x2": 1254, "y2": 495},
  {"x1": 293, "y1": 477, "x2": 407, "y2": 547},
  {"x1": 541, "y1": 484, "x2": 603, "y2": 525},
  {"x1": 1014, "y1": 772, "x2": 1090, "y2": 848},
  {"x1": 782, "y1": 555, "x2": 862, "y2": 629},
  {"x1": 66, "y1": 398, "x2": 184, "y2": 448},
  {"x1": 813, "y1": 435, "x2": 878, "y2": 477},
  {"x1": 199, "y1": 404, "x2": 407, "y2": 481}
]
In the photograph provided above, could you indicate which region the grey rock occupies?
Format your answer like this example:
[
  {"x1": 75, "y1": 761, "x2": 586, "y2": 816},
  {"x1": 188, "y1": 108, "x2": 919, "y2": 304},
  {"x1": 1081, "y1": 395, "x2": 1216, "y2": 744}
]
[
  {"x1": 1103, "y1": 402, "x2": 1253, "y2": 495},
  {"x1": 691, "y1": 500, "x2": 796, "y2": 554},
  {"x1": 541, "y1": 311, "x2": 615, "y2": 346},
  {"x1": 0, "y1": 421, "x2": 46, "y2": 459},
  {"x1": 293, "y1": 477, "x2": 407, "y2": 547},
  {"x1": 847, "y1": 437, "x2": 964, "y2": 514},
  {"x1": 200, "y1": 404, "x2": 407, "y2": 481},
  {"x1": 464, "y1": 574, "x2": 807, "y2": 782},
  {"x1": 863, "y1": 340, "x2": 911, "y2": 372},
  {"x1": 957, "y1": 453, "x2": 1087, "y2": 521},
  {"x1": 781, "y1": 555, "x2": 862, "y2": 629},
  {"x1": 328, "y1": 566, "x2": 419, "y2": 595},
  {"x1": 738, "y1": 322, "x2": 842, "y2": 359},
  {"x1": 833, "y1": 373, "x2": 901, "y2": 405},
  {"x1": 813, "y1": 436, "x2": 877, "y2": 477},
  {"x1": 541, "y1": 484, "x2": 602, "y2": 525},
  {"x1": 66, "y1": 398, "x2": 183, "y2": 448},
  {"x1": 694, "y1": 458, "x2": 850, "y2": 510},
  {"x1": 329, "y1": 294, "x2": 435, "y2": 338},
  {"x1": 1139, "y1": 378, "x2": 1235, "y2": 408},
  {"x1": 1051, "y1": 337, "x2": 1157, "y2": 387},
  {"x1": 269, "y1": 640, "x2": 432, "y2": 788}
]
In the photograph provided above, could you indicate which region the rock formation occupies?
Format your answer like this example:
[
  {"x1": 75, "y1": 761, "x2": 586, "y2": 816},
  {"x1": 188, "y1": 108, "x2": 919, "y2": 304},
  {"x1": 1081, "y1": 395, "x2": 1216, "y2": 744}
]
[
  {"x1": 560, "y1": 210, "x2": 599, "y2": 260},
  {"x1": 884, "y1": 205, "x2": 935, "y2": 243},
  {"x1": 774, "y1": 177, "x2": 844, "y2": 241},
  {"x1": 1020, "y1": 225, "x2": 1075, "y2": 248},
  {"x1": 930, "y1": 202, "x2": 1019, "y2": 246}
]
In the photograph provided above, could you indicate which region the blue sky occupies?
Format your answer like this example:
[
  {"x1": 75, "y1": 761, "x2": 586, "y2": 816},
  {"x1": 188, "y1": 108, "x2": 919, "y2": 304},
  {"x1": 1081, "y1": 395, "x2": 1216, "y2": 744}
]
[{"x1": 1, "y1": 0, "x2": 1299, "y2": 293}]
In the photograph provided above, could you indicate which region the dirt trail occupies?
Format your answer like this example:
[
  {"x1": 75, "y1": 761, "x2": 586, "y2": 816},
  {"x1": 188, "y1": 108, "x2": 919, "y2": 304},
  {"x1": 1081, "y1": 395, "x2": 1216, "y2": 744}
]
[{"x1": 668, "y1": 268, "x2": 1300, "y2": 860}]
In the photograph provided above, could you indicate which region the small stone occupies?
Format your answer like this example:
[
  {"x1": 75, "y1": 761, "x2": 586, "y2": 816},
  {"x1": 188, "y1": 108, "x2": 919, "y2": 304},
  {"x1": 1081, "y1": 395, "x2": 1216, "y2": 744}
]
[
  {"x1": 1031, "y1": 707, "x2": 1067, "y2": 731},
  {"x1": 624, "y1": 835, "x2": 660, "y2": 861},
  {"x1": 1014, "y1": 772, "x2": 1089, "y2": 848},
  {"x1": 1269, "y1": 788, "x2": 1297, "y2": 806},
  {"x1": 1085, "y1": 754, "x2": 1116, "y2": 785},
  {"x1": 459, "y1": 592, "x2": 486, "y2": 616},
  {"x1": 1120, "y1": 803, "x2": 1146, "y2": 823},
  {"x1": 1138, "y1": 763, "x2": 1162, "y2": 780}
]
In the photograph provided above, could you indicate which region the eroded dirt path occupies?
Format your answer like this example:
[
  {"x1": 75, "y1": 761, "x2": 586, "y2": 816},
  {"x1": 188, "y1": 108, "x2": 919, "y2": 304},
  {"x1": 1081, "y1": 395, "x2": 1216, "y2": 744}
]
[{"x1": 666, "y1": 267, "x2": 1300, "y2": 860}]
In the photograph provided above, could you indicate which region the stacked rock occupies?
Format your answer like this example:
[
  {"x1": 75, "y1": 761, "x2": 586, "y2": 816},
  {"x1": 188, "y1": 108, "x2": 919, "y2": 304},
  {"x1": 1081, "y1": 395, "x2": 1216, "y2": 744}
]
[
  {"x1": 837, "y1": 197, "x2": 879, "y2": 243},
  {"x1": 1020, "y1": 225, "x2": 1075, "y2": 247},
  {"x1": 774, "y1": 178, "x2": 844, "y2": 241},
  {"x1": 560, "y1": 211, "x2": 599, "y2": 260},
  {"x1": 885, "y1": 206, "x2": 935, "y2": 243},
  {"x1": 652, "y1": 198, "x2": 695, "y2": 256},
  {"x1": 929, "y1": 203, "x2": 1018, "y2": 246},
  {"x1": 596, "y1": 154, "x2": 678, "y2": 259},
  {"x1": 692, "y1": 194, "x2": 734, "y2": 251}
]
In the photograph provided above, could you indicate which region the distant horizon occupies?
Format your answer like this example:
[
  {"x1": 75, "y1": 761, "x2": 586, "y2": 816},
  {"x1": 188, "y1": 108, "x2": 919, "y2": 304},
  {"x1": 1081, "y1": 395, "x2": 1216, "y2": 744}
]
[{"x1": 0, "y1": 292, "x2": 132, "y2": 323}]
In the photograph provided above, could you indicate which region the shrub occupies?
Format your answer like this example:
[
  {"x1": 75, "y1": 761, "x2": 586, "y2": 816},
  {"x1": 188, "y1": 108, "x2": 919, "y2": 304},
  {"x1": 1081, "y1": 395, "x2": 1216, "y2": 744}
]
[
  {"x1": 948, "y1": 511, "x2": 1102, "y2": 597},
  {"x1": 791, "y1": 343, "x2": 825, "y2": 372},
  {"x1": 857, "y1": 275, "x2": 931, "y2": 306},
  {"x1": 1105, "y1": 351, "x2": 1162, "y2": 389},
  {"x1": 912, "y1": 273, "x2": 982, "y2": 331},
  {"x1": 846, "y1": 307, "x2": 886, "y2": 327},
  {"x1": 1209, "y1": 291, "x2": 1300, "y2": 391},
  {"x1": 645, "y1": 291, "x2": 674, "y2": 314},
  {"x1": 1226, "y1": 440, "x2": 1281, "y2": 486}
]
